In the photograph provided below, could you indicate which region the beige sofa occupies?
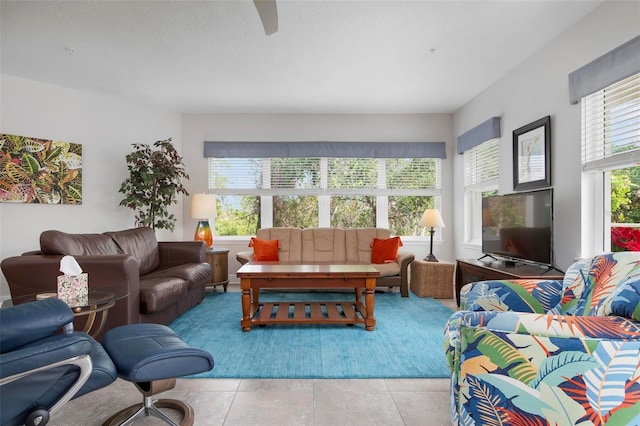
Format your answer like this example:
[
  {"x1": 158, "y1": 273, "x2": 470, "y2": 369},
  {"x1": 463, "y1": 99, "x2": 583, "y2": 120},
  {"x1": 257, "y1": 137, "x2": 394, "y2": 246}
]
[{"x1": 236, "y1": 227, "x2": 414, "y2": 297}]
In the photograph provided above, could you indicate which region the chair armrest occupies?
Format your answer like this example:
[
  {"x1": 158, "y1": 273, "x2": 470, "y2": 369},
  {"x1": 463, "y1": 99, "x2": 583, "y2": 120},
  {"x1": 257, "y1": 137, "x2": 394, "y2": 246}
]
[
  {"x1": 396, "y1": 251, "x2": 414, "y2": 269},
  {"x1": 447, "y1": 310, "x2": 640, "y2": 423},
  {"x1": 444, "y1": 308, "x2": 640, "y2": 370},
  {"x1": 395, "y1": 251, "x2": 414, "y2": 297},
  {"x1": 460, "y1": 279, "x2": 563, "y2": 313},
  {"x1": 0, "y1": 333, "x2": 92, "y2": 379},
  {"x1": 0, "y1": 298, "x2": 73, "y2": 352},
  {"x1": 158, "y1": 241, "x2": 206, "y2": 267},
  {"x1": 236, "y1": 250, "x2": 253, "y2": 265}
]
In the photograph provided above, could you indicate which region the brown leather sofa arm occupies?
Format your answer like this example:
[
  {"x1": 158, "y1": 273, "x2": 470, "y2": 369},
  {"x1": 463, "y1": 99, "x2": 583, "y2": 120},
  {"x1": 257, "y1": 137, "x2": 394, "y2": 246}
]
[
  {"x1": 158, "y1": 241, "x2": 206, "y2": 268},
  {"x1": 1, "y1": 254, "x2": 141, "y2": 339}
]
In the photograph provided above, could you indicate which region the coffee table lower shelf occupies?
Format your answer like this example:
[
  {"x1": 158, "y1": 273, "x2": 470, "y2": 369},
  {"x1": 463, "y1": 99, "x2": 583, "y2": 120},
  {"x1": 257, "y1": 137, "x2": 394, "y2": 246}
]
[{"x1": 251, "y1": 301, "x2": 365, "y2": 327}]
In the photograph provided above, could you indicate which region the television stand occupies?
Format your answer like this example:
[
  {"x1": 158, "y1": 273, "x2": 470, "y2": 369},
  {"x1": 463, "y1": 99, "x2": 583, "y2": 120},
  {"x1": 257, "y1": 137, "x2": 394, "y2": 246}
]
[
  {"x1": 477, "y1": 253, "x2": 499, "y2": 262},
  {"x1": 455, "y1": 259, "x2": 564, "y2": 306}
]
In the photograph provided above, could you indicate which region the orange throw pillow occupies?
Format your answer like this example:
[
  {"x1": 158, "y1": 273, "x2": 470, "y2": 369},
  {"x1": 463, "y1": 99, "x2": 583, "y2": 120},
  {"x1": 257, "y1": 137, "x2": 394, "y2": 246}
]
[
  {"x1": 248, "y1": 237, "x2": 280, "y2": 261},
  {"x1": 370, "y1": 237, "x2": 403, "y2": 264}
]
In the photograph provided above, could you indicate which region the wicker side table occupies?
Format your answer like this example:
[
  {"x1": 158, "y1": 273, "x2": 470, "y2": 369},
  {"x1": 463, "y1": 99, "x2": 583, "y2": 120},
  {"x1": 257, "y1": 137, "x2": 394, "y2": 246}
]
[{"x1": 410, "y1": 259, "x2": 455, "y2": 298}]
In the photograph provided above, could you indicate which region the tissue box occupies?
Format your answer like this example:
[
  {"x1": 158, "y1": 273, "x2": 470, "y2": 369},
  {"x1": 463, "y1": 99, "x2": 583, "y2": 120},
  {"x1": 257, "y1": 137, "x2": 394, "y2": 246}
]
[{"x1": 57, "y1": 273, "x2": 88, "y2": 308}]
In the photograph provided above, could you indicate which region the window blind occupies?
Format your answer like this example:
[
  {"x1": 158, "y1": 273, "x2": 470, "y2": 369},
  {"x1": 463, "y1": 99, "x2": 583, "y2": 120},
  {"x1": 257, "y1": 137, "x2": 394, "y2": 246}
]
[
  {"x1": 386, "y1": 158, "x2": 440, "y2": 189},
  {"x1": 209, "y1": 157, "x2": 440, "y2": 192},
  {"x1": 582, "y1": 72, "x2": 640, "y2": 171},
  {"x1": 464, "y1": 139, "x2": 499, "y2": 187}
]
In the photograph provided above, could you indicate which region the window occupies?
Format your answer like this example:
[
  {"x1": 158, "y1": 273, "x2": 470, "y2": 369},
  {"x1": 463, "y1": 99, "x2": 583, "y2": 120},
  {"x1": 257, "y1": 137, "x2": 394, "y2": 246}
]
[
  {"x1": 582, "y1": 72, "x2": 640, "y2": 252},
  {"x1": 209, "y1": 157, "x2": 441, "y2": 237},
  {"x1": 463, "y1": 138, "x2": 499, "y2": 245}
]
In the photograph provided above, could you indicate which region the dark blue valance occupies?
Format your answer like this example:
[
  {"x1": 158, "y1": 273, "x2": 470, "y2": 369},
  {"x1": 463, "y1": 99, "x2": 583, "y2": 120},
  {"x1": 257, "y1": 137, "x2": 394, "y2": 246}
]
[
  {"x1": 204, "y1": 141, "x2": 446, "y2": 159},
  {"x1": 456, "y1": 117, "x2": 501, "y2": 154}
]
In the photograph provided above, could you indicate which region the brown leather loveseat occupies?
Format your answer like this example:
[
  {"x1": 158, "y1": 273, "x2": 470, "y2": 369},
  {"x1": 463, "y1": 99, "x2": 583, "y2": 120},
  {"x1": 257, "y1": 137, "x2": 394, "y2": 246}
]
[{"x1": 1, "y1": 227, "x2": 211, "y2": 339}]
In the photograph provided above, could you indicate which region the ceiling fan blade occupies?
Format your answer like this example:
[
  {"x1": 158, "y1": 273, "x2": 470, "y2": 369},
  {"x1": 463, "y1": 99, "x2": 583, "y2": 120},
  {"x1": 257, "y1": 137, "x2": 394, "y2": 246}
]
[{"x1": 253, "y1": 0, "x2": 278, "y2": 35}]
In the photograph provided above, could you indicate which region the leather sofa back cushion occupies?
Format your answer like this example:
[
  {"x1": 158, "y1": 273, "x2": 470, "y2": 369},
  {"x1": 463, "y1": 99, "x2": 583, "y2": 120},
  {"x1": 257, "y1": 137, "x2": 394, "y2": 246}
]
[
  {"x1": 40, "y1": 230, "x2": 120, "y2": 256},
  {"x1": 345, "y1": 228, "x2": 391, "y2": 263},
  {"x1": 105, "y1": 228, "x2": 160, "y2": 275},
  {"x1": 301, "y1": 228, "x2": 346, "y2": 262}
]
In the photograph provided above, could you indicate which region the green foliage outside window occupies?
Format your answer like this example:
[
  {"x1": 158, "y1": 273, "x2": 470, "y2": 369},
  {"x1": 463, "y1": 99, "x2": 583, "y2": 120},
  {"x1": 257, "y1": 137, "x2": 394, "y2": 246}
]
[{"x1": 212, "y1": 156, "x2": 439, "y2": 236}]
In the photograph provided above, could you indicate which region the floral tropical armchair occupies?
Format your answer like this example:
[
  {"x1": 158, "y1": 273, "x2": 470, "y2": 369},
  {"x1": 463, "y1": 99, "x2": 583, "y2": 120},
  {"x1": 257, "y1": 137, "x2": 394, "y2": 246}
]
[{"x1": 444, "y1": 252, "x2": 640, "y2": 425}]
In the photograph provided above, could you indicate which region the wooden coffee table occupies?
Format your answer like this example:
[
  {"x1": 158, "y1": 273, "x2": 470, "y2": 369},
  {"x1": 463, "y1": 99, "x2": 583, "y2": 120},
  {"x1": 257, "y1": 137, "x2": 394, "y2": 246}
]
[{"x1": 236, "y1": 263, "x2": 380, "y2": 332}]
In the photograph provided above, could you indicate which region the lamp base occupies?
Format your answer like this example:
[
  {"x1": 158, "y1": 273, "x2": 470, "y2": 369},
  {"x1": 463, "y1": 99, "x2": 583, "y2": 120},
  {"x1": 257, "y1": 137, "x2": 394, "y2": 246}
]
[
  {"x1": 424, "y1": 253, "x2": 439, "y2": 262},
  {"x1": 194, "y1": 220, "x2": 213, "y2": 248}
]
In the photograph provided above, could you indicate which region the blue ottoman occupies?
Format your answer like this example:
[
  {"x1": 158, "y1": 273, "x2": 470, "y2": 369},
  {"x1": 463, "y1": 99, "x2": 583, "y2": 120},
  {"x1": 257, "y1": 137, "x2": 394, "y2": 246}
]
[{"x1": 101, "y1": 324, "x2": 214, "y2": 426}]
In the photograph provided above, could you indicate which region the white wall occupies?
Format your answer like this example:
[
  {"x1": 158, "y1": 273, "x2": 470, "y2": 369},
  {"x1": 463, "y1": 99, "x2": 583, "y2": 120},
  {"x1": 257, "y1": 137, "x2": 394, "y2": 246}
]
[
  {"x1": 0, "y1": 75, "x2": 182, "y2": 298},
  {"x1": 452, "y1": 1, "x2": 640, "y2": 271},
  {"x1": 181, "y1": 113, "x2": 455, "y2": 280}
]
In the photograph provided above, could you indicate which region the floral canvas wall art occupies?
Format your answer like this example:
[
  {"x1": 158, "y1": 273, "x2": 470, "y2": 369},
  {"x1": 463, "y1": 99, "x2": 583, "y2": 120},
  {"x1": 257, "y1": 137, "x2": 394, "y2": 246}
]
[{"x1": 0, "y1": 133, "x2": 82, "y2": 204}]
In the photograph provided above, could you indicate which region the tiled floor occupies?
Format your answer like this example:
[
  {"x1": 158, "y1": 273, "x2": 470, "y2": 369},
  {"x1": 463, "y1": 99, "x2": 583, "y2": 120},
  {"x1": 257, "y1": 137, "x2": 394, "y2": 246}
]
[{"x1": 50, "y1": 296, "x2": 458, "y2": 426}]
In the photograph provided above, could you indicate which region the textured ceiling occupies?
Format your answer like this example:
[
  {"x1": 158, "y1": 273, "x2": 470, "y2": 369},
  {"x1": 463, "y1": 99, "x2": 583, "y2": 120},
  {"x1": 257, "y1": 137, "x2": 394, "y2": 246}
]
[{"x1": 1, "y1": 0, "x2": 604, "y2": 114}]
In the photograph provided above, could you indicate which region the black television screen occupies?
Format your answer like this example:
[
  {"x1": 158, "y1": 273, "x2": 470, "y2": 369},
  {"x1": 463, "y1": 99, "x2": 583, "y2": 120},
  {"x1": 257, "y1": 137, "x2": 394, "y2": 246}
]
[{"x1": 481, "y1": 188, "x2": 553, "y2": 266}]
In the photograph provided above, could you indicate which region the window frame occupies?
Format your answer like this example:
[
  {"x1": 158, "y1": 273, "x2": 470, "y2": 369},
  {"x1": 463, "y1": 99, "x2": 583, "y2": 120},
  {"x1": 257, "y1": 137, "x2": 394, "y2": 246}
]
[
  {"x1": 462, "y1": 138, "x2": 500, "y2": 246},
  {"x1": 581, "y1": 72, "x2": 640, "y2": 254},
  {"x1": 208, "y1": 156, "x2": 442, "y2": 238}
]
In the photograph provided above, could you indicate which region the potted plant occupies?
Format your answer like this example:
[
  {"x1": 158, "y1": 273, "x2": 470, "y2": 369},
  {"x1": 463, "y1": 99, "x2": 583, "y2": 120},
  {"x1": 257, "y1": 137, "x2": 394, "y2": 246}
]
[{"x1": 119, "y1": 138, "x2": 189, "y2": 230}]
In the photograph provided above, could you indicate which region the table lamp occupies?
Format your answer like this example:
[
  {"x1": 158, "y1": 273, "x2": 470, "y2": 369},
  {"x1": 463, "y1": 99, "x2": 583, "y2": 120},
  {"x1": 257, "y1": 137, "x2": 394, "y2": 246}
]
[
  {"x1": 419, "y1": 208, "x2": 445, "y2": 262},
  {"x1": 190, "y1": 193, "x2": 216, "y2": 248}
]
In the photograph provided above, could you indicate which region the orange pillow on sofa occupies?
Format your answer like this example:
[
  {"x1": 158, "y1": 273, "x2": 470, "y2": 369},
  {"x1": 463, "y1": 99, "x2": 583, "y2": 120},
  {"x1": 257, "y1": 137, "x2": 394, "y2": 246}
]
[
  {"x1": 370, "y1": 237, "x2": 403, "y2": 264},
  {"x1": 248, "y1": 237, "x2": 280, "y2": 261}
]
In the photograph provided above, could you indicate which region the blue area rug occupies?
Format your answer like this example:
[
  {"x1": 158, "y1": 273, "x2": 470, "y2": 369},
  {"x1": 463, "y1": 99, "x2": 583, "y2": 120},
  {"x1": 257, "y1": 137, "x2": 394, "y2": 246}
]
[{"x1": 169, "y1": 291, "x2": 453, "y2": 379}]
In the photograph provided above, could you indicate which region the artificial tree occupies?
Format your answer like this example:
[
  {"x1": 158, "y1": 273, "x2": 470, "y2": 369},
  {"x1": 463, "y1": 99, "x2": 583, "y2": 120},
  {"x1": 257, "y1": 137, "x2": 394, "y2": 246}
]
[{"x1": 119, "y1": 138, "x2": 189, "y2": 230}]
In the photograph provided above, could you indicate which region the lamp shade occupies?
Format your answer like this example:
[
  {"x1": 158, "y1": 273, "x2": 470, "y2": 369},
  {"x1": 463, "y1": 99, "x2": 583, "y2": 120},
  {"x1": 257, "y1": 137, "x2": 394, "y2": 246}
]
[
  {"x1": 419, "y1": 209, "x2": 445, "y2": 228},
  {"x1": 190, "y1": 194, "x2": 216, "y2": 219}
]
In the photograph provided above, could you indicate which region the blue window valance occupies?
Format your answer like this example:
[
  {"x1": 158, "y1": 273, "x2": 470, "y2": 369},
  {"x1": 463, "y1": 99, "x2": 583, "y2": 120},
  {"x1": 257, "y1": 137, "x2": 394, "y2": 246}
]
[
  {"x1": 456, "y1": 117, "x2": 501, "y2": 154},
  {"x1": 568, "y1": 35, "x2": 640, "y2": 104},
  {"x1": 204, "y1": 141, "x2": 446, "y2": 159}
]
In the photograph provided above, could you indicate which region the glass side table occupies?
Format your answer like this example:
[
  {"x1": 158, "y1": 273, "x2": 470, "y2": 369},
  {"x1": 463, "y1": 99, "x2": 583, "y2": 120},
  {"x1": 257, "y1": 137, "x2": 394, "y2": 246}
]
[{"x1": 10, "y1": 289, "x2": 121, "y2": 338}]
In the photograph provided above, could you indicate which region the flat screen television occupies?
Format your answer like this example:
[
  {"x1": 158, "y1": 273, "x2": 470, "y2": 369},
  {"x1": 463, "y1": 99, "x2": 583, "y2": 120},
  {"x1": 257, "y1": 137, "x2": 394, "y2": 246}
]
[{"x1": 481, "y1": 188, "x2": 554, "y2": 267}]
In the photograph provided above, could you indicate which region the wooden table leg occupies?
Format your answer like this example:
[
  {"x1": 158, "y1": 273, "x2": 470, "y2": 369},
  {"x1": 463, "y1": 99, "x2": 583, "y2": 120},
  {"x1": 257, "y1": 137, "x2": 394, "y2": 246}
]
[
  {"x1": 240, "y1": 278, "x2": 252, "y2": 332},
  {"x1": 364, "y1": 278, "x2": 376, "y2": 331}
]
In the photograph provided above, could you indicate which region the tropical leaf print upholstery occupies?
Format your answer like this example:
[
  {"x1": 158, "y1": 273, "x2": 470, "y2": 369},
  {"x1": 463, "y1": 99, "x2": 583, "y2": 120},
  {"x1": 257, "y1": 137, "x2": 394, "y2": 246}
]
[{"x1": 444, "y1": 252, "x2": 640, "y2": 425}]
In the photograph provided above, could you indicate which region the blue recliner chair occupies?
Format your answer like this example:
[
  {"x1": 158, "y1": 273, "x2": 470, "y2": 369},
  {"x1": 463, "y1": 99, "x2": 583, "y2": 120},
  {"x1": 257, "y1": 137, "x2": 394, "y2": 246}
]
[
  {"x1": 1, "y1": 298, "x2": 215, "y2": 426},
  {"x1": 0, "y1": 298, "x2": 117, "y2": 426}
]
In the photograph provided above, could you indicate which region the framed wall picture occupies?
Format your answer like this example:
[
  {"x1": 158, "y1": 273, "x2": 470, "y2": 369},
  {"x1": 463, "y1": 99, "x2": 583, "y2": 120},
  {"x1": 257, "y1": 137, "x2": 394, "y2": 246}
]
[
  {"x1": 512, "y1": 116, "x2": 551, "y2": 191},
  {"x1": 0, "y1": 133, "x2": 83, "y2": 204}
]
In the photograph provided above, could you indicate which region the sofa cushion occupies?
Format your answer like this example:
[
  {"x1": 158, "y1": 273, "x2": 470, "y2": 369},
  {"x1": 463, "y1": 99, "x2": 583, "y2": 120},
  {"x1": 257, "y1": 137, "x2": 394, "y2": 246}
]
[
  {"x1": 256, "y1": 228, "x2": 302, "y2": 262},
  {"x1": 301, "y1": 228, "x2": 346, "y2": 262},
  {"x1": 249, "y1": 237, "x2": 280, "y2": 261},
  {"x1": 105, "y1": 228, "x2": 160, "y2": 276},
  {"x1": 40, "y1": 230, "x2": 120, "y2": 256},
  {"x1": 372, "y1": 262, "x2": 401, "y2": 278},
  {"x1": 371, "y1": 237, "x2": 403, "y2": 264},
  {"x1": 143, "y1": 263, "x2": 212, "y2": 291},
  {"x1": 139, "y1": 277, "x2": 187, "y2": 313}
]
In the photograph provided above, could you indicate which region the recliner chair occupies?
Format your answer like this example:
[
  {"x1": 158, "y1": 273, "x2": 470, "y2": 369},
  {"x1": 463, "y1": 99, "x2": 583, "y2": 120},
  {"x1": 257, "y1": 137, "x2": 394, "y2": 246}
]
[
  {"x1": 0, "y1": 298, "x2": 117, "y2": 426},
  {"x1": 444, "y1": 252, "x2": 640, "y2": 425},
  {"x1": 1, "y1": 298, "x2": 215, "y2": 426}
]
